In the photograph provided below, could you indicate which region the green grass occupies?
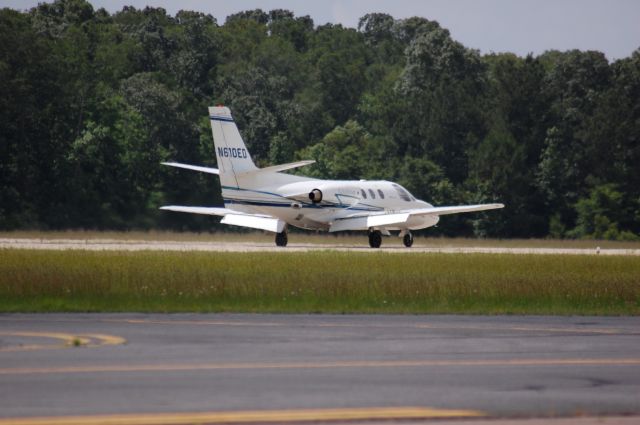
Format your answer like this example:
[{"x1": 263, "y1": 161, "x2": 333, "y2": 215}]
[{"x1": 0, "y1": 249, "x2": 638, "y2": 315}]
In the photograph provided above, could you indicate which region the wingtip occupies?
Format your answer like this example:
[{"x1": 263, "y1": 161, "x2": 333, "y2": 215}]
[{"x1": 488, "y1": 203, "x2": 505, "y2": 210}]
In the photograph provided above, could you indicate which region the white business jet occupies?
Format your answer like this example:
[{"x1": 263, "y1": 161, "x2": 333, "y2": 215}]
[{"x1": 161, "y1": 106, "x2": 504, "y2": 248}]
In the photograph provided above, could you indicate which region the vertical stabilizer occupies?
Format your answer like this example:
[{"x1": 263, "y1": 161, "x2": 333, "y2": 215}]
[{"x1": 209, "y1": 106, "x2": 257, "y2": 187}]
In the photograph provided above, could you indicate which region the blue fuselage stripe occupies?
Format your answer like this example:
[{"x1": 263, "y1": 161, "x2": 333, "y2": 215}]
[
  {"x1": 210, "y1": 115, "x2": 234, "y2": 122},
  {"x1": 221, "y1": 186, "x2": 383, "y2": 211},
  {"x1": 224, "y1": 199, "x2": 381, "y2": 211}
]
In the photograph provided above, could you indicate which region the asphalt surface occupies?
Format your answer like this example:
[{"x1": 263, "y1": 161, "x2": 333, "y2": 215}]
[
  {"x1": 1, "y1": 314, "x2": 639, "y2": 423},
  {"x1": 1, "y1": 238, "x2": 639, "y2": 255}
]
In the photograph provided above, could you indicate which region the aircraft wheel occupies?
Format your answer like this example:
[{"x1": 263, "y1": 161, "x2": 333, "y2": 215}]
[
  {"x1": 275, "y1": 231, "x2": 288, "y2": 247},
  {"x1": 368, "y1": 230, "x2": 382, "y2": 248},
  {"x1": 403, "y1": 232, "x2": 414, "y2": 248}
]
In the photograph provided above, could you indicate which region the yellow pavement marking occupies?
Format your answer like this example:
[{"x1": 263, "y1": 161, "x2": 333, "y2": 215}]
[
  {"x1": 1, "y1": 357, "x2": 638, "y2": 375},
  {"x1": 0, "y1": 332, "x2": 87, "y2": 352},
  {"x1": 413, "y1": 324, "x2": 622, "y2": 335},
  {"x1": 0, "y1": 407, "x2": 485, "y2": 425},
  {"x1": 0, "y1": 332, "x2": 125, "y2": 352},
  {"x1": 85, "y1": 333, "x2": 127, "y2": 346},
  {"x1": 115, "y1": 319, "x2": 285, "y2": 327}
]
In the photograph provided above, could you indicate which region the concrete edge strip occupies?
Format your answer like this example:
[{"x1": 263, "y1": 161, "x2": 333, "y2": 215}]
[{"x1": 1, "y1": 238, "x2": 639, "y2": 255}]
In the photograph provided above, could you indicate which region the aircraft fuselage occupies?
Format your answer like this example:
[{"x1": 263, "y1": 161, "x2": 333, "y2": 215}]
[{"x1": 221, "y1": 177, "x2": 438, "y2": 232}]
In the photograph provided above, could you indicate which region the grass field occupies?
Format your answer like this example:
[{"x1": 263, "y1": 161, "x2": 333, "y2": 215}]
[
  {"x1": 2, "y1": 230, "x2": 640, "y2": 249},
  {"x1": 1, "y1": 249, "x2": 638, "y2": 314}
]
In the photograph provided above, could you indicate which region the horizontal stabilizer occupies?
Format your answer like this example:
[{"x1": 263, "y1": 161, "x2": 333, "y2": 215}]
[
  {"x1": 253, "y1": 160, "x2": 315, "y2": 174},
  {"x1": 330, "y1": 213, "x2": 410, "y2": 232},
  {"x1": 162, "y1": 162, "x2": 219, "y2": 175}
]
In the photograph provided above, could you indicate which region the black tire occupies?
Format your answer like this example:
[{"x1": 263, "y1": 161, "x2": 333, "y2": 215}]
[
  {"x1": 275, "y1": 231, "x2": 288, "y2": 247},
  {"x1": 403, "y1": 232, "x2": 414, "y2": 248},
  {"x1": 368, "y1": 230, "x2": 382, "y2": 248}
]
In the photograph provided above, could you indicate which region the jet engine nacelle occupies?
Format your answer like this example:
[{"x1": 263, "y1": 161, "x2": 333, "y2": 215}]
[{"x1": 309, "y1": 189, "x2": 323, "y2": 203}]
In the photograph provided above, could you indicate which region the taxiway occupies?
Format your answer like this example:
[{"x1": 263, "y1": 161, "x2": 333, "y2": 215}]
[{"x1": 1, "y1": 314, "x2": 639, "y2": 423}]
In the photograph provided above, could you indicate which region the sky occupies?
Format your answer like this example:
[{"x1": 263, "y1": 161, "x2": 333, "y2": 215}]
[{"x1": 2, "y1": 0, "x2": 639, "y2": 60}]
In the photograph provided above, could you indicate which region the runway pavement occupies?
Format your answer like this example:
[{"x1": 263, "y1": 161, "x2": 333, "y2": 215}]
[
  {"x1": 0, "y1": 314, "x2": 639, "y2": 424},
  {"x1": 1, "y1": 237, "x2": 639, "y2": 255}
]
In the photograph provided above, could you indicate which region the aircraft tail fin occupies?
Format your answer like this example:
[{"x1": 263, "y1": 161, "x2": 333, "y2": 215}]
[
  {"x1": 209, "y1": 106, "x2": 257, "y2": 186},
  {"x1": 209, "y1": 106, "x2": 314, "y2": 186}
]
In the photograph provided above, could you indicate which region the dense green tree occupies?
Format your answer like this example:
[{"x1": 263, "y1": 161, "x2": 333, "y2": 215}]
[
  {"x1": 298, "y1": 120, "x2": 387, "y2": 180},
  {"x1": 0, "y1": 0, "x2": 639, "y2": 239},
  {"x1": 268, "y1": 9, "x2": 313, "y2": 52},
  {"x1": 358, "y1": 13, "x2": 403, "y2": 65},
  {"x1": 395, "y1": 25, "x2": 487, "y2": 184},
  {"x1": 169, "y1": 10, "x2": 218, "y2": 98},
  {"x1": 570, "y1": 184, "x2": 638, "y2": 240},
  {"x1": 474, "y1": 54, "x2": 550, "y2": 236},
  {"x1": 307, "y1": 24, "x2": 369, "y2": 127}
]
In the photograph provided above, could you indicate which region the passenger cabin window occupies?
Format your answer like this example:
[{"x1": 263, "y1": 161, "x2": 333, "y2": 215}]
[
  {"x1": 377, "y1": 189, "x2": 385, "y2": 199},
  {"x1": 392, "y1": 184, "x2": 412, "y2": 202},
  {"x1": 361, "y1": 189, "x2": 367, "y2": 199},
  {"x1": 368, "y1": 189, "x2": 376, "y2": 199}
]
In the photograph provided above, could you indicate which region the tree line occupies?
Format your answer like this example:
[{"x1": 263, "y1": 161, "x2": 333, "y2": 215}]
[{"x1": 1, "y1": 0, "x2": 639, "y2": 239}]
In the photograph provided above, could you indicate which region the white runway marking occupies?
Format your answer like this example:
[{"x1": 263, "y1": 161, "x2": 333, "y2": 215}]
[{"x1": 0, "y1": 238, "x2": 638, "y2": 255}]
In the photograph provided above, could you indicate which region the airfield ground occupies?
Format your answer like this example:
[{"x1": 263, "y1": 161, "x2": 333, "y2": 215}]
[
  {"x1": 1, "y1": 233, "x2": 638, "y2": 423},
  {"x1": 1, "y1": 314, "x2": 639, "y2": 423},
  {"x1": 0, "y1": 244, "x2": 638, "y2": 314}
]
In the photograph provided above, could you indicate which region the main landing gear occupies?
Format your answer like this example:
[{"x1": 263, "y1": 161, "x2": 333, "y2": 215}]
[
  {"x1": 368, "y1": 230, "x2": 382, "y2": 248},
  {"x1": 403, "y1": 231, "x2": 414, "y2": 248},
  {"x1": 275, "y1": 230, "x2": 288, "y2": 247}
]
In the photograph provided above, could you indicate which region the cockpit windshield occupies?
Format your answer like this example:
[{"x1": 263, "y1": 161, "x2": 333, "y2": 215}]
[{"x1": 392, "y1": 184, "x2": 414, "y2": 202}]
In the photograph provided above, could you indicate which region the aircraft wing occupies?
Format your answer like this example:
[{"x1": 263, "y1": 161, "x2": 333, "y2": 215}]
[
  {"x1": 329, "y1": 203, "x2": 504, "y2": 232},
  {"x1": 406, "y1": 203, "x2": 505, "y2": 217},
  {"x1": 160, "y1": 206, "x2": 230, "y2": 216},
  {"x1": 329, "y1": 213, "x2": 411, "y2": 232},
  {"x1": 160, "y1": 206, "x2": 285, "y2": 233},
  {"x1": 161, "y1": 162, "x2": 219, "y2": 175}
]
